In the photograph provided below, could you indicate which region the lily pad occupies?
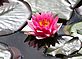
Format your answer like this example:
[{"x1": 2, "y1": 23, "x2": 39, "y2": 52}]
[
  {"x1": 63, "y1": 25, "x2": 73, "y2": 35},
  {"x1": 77, "y1": 30, "x2": 82, "y2": 35},
  {"x1": 0, "y1": 0, "x2": 32, "y2": 35},
  {"x1": 70, "y1": 22, "x2": 82, "y2": 35}
]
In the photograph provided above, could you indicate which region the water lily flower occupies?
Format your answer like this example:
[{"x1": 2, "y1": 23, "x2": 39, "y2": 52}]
[{"x1": 25, "y1": 12, "x2": 62, "y2": 39}]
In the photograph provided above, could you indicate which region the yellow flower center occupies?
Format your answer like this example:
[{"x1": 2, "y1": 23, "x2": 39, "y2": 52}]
[{"x1": 39, "y1": 19, "x2": 49, "y2": 27}]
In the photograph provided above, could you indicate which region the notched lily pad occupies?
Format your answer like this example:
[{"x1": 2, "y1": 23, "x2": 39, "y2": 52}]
[{"x1": 0, "y1": 0, "x2": 32, "y2": 35}]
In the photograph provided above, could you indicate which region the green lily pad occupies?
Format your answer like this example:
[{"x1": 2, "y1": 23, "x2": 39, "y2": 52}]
[
  {"x1": 77, "y1": 30, "x2": 82, "y2": 35},
  {"x1": 47, "y1": 48, "x2": 55, "y2": 53},
  {"x1": 70, "y1": 22, "x2": 82, "y2": 35},
  {"x1": 63, "y1": 25, "x2": 73, "y2": 35}
]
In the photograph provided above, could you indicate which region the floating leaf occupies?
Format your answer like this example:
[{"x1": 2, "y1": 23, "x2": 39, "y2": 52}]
[
  {"x1": 77, "y1": 29, "x2": 82, "y2": 35},
  {"x1": 0, "y1": 0, "x2": 32, "y2": 35},
  {"x1": 70, "y1": 22, "x2": 82, "y2": 35}
]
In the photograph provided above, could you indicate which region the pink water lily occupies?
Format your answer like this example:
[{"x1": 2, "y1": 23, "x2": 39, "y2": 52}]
[{"x1": 25, "y1": 12, "x2": 62, "y2": 39}]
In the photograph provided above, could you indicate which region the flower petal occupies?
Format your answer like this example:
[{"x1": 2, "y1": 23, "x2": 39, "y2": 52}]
[
  {"x1": 52, "y1": 16, "x2": 59, "y2": 26},
  {"x1": 27, "y1": 21, "x2": 36, "y2": 30},
  {"x1": 49, "y1": 16, "x2": 59, "y2": 31},
  {"x1": 35, "y1": 13, "x2": 42, "y2": 22},
  {"x1": 32, "y1": 19, "x2": 39, "y2": 26},
  {"x1": 42, "y1": 27, "x2": 51, "y2": 34},
  {"x1": 52, "y1": 23, "x2": 62, "y2": 34}
]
